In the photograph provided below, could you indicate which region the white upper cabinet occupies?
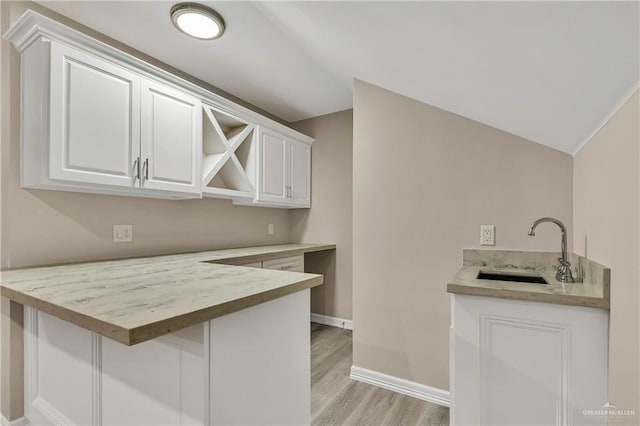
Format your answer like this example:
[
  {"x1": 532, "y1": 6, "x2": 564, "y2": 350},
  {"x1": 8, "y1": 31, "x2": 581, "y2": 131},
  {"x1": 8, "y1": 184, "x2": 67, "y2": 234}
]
[
  {"x1": 250, "y1": 127, "x2": 311, "y2": 208},
  {"x1": 140, "y1": 79, "x2": 201, "y2": 194},
  {"x1": 289, "y1": 140, "x2": 311, "y2": 206},
  {"x1": 21, "y1": 40, "x2": 201, "y2": 199},
  {"x1": 49, "y1": 42, "x2": 141, "y2": 188},
  {"x1": 259, "y1": 129, "x2": 288, "y2": 204},
  {"x1": 6, "y1": 10, "x2": 313, "y2": 205},
  {"x1": 50, "y1": 45, "x2": 201, "y2": 196}
]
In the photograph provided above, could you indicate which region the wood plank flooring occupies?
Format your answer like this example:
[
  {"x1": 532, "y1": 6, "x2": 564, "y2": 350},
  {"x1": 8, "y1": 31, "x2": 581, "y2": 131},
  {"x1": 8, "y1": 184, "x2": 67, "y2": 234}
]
[{"x1": 311, "y1": 323, "x2": 450, "y2": 426}]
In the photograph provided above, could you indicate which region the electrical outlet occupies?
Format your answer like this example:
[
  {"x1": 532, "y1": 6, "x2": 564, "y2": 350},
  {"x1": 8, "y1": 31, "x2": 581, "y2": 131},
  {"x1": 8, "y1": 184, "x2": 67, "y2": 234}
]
[
  {"x1": 480, "y1": 225, "x2": 495, "y2": 246},
  {"x1": 268, "y1": 224, "x2": 274, "y2": 235},
  {"x1": 113, "y1": 225, "x2": 133, "y2": 243}
]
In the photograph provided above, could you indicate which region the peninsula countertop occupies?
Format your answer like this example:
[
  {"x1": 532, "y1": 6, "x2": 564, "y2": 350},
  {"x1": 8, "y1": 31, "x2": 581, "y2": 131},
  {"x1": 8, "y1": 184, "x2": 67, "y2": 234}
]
[
  {"x1": 0, "y1": 243, "x2": 335, "y2": 345},
  {"x1": 447, "y1": 249, "x2": 610, "y2": 309}
]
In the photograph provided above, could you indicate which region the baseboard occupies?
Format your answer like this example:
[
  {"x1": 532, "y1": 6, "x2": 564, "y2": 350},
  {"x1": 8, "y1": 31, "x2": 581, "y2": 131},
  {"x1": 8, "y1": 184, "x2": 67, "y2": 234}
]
[
  {"x1": 310, "y1": 313, "x2": 353, "y2": 330},
  {"x1": 0, "y1": 414, "x2": 29, "y2": 426},
  {"x1": 350, "y1": 365, "x2": 450, "y2": 407}
]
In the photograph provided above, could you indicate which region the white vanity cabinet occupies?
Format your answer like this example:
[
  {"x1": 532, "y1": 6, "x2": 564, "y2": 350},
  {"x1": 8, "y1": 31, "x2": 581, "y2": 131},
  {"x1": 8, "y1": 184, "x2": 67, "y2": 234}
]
[
  {"x1": 248, "y1": 127, "x2": 311, "y2": 208},
  {"x1": 450, "y1": 294, "x2": 608, "y2": 426},
  {"x1": 22, "y1": 39, "x2": 202, "y2": 198}
]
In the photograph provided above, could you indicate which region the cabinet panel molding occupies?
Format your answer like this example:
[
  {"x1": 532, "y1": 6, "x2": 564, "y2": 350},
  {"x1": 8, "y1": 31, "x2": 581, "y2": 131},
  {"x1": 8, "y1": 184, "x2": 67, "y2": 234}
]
[
  {"x1": 49, "y1": 41, "x2": 140, "y2": 188},
  {"x1": 140, "y1": 78, "x2": 202, "y2": 194},
  {"x1": 479, "y1": 314, "x2": 570, "y2": 425}
]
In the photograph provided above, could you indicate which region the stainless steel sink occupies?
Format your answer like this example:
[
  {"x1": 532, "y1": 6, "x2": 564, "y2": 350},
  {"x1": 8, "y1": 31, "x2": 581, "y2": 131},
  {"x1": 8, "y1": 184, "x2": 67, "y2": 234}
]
[{"x1": 477, "y1": 270, "x2": 548, "y2": 285}]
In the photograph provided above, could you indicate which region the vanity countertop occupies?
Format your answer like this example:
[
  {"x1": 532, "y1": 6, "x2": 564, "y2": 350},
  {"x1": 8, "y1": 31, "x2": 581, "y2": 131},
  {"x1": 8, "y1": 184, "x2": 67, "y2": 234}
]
[
  {"x1": 447, "y1": 249, "x2": 610, "y2": 309},
  {"x1": 0, "y1": 243, "x2": 335, "y2": 345}
]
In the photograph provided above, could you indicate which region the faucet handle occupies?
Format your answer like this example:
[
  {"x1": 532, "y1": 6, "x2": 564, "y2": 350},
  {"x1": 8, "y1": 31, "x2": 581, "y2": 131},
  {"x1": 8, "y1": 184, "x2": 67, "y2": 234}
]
[{"x1": 555, "y1": 258, "x2": 575, "y2": 283}]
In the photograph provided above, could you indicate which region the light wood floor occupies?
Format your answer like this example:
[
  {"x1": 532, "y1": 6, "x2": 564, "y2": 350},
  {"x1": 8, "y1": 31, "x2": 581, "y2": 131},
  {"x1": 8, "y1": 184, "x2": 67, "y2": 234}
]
[{"x1": 311, "y1": 323, "x2": 450, "y2": 426}]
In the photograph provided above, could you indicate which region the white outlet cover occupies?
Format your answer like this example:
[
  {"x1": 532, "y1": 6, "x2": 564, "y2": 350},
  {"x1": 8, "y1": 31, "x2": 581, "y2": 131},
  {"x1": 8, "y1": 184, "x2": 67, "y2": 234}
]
[
  {"x1": 480, "y1": 225, "x2": 495, "y2": 246},
  {"x1": 268, "y1": 224, "x2": 275, "y2": 235},
  {"x1": 113, "y1": 225, "x2": 133, "y2": 243}
]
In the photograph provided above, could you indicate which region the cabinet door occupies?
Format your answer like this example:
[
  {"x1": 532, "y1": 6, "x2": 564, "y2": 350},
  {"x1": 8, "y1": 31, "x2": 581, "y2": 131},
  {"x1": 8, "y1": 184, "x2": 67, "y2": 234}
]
[
  {"x1": 49, "y1": 42, "x2": 140, "y2": 187},
  {"x1": 257, "y1": 129, "x2": 288, "y2": 204},
  {"x1": 140, "y1": 79, "x2": 202, "y2": 194},
  {"x1": 289, "y1": 141, "x2": 311, "y2": 207},
  {"x1": 451, "y1": 294, "x2": 608, "y2": 426}
]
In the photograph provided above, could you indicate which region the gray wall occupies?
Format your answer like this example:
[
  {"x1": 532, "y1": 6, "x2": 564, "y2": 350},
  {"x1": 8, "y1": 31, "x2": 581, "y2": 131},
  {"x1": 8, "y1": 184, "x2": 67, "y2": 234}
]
[
  {"x1": 352, "y1": 79, "x2": 574, "y2": 390},
  {"x1": 573, "y1": 90, "x2": 639, "y2": 422},
  {"x1": 291, "y1": 109, "x2": 353, "y2": 321}
]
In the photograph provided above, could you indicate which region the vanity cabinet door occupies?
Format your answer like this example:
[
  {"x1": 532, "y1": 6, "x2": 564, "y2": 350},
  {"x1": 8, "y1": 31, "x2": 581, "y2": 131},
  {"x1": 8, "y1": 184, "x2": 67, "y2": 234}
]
[
  {"x1": 140, "y1": 79, "x2": 202, "y2": 195},
  {"x1": 450, "y1": 294, "x2": 608, "y2": 426},
  {"x1": 49, "y1": 41, "x2": 141, "y2": 188}
]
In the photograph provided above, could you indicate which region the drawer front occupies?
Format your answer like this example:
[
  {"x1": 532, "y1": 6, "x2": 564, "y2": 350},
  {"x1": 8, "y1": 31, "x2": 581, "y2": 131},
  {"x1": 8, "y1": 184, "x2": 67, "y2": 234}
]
[{"x1": 262, "y1": 255, "x2": 304, "y2": 273}]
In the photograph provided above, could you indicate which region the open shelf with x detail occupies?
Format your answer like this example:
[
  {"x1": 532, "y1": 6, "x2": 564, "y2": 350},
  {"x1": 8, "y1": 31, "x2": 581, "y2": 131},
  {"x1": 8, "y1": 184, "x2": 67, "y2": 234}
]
[{"x1": 201, "y1": 104, "x2": 256, "y2": 200}]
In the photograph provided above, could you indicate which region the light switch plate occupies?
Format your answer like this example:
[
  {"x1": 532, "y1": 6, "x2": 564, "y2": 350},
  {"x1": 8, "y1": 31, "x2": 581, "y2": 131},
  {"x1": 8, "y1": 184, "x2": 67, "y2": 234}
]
[
  {"x1": 113, "y1": 225, "x2": 133, "y2": 243},
  {"x1": 480, "y1": 225, "x2": 495, "y2": 246},
  {"x1": 268, "y1": 224, "x2": 274, "y2": 235}
]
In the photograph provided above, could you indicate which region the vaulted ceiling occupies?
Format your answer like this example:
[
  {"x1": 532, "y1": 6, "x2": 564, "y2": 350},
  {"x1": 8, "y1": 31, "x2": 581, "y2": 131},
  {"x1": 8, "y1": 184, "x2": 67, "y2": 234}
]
[{"x1": 37, "y1": 1, "x2": 639, "y2": 154}]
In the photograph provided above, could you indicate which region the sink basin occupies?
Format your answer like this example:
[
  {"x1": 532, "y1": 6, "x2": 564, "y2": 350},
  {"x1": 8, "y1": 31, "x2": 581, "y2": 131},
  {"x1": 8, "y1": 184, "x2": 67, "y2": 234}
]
[{"x1": 477, "y1": 270, "x2": 548, "y2": 285}]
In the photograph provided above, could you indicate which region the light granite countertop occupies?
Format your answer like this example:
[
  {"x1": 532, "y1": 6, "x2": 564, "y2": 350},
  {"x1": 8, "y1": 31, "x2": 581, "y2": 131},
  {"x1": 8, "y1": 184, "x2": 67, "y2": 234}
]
[
  {"x1": 447, "y1": 249, "x2": 610, "y2": 309},
  {"x1": 0, "y1": 243, "x2": 335, "y2": 345}
]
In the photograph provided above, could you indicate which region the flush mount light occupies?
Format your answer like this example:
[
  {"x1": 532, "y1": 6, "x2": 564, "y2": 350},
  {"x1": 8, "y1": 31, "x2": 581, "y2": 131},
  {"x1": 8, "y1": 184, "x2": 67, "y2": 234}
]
[{"x1": 170, "y1": 2, "x2": 225, "y2": 40}]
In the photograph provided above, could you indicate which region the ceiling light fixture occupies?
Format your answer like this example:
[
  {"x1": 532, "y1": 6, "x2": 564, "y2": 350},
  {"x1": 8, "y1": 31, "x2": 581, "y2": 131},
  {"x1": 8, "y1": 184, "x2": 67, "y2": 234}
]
[{"x1": 170, "y1": 2, "x2": 225, "y2": 40}]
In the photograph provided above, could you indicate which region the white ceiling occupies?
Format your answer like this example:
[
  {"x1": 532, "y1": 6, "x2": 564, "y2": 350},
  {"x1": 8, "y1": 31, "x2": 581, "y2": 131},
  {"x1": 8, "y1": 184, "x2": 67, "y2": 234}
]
[{"x1": 37, "y1": 1, "x2": 639, "y2": 154}]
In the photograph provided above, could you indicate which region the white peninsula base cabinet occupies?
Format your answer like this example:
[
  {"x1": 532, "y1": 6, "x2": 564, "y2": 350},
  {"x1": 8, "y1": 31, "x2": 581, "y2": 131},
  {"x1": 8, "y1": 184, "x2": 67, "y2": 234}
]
[
  {"x1": 450, "y1": 294, "x2": 608, "y2": 426},
  {"x1": 23, "y1": 289, "x2": 310, "y2": 426}
]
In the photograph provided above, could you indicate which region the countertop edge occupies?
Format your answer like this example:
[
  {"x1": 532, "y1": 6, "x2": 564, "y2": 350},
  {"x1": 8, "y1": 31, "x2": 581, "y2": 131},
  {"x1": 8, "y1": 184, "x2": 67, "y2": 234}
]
[
  {"x1": 0, "y1": 243, "x2": 337, "y2": 272},
  {"x1": 446, "y1": 283, "x2": 610, "y2": 310},
  {"x1": 127, "y1": 274, "x2": 324, "y2": 345},
  {"x1": 1, "y1": 286, "x2": 132, "y2": 342},
  {"x1": 209, "y1": 244, "x2": 337, "y2": 266},
  {"x1": 2, "y1": 273, "x2": 324, "y2": 345},
  {"x1": 1, "y1": 243, "x2": 335, "y2": 345}
]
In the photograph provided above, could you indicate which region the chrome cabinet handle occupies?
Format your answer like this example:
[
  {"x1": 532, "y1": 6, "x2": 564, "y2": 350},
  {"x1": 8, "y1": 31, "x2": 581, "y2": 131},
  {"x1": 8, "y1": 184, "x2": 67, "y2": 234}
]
[
  {"x1": 133, "y1": 157, "x2": 140, "y2": 180},
  {"x1": 143, "y1": 158, "x2": 149, "y2": 181}
]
